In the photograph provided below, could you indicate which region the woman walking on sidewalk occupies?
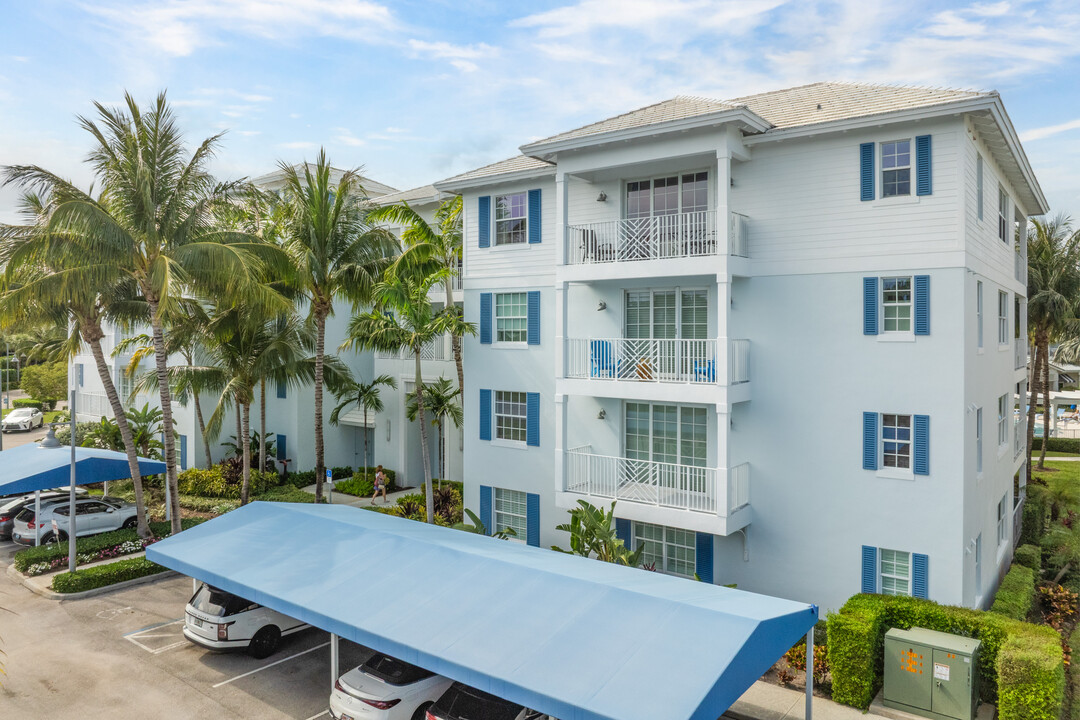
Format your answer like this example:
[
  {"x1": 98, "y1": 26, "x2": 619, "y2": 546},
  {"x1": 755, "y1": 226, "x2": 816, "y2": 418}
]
[{"x1": 371, "y1": 466, "x2": 388, "y2": 504}]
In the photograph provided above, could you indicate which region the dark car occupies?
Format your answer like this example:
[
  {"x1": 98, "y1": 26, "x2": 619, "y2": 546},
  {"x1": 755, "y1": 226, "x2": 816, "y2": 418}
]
[{"x1": 426, "y1": 683, "x2": 552, "y2": 720}]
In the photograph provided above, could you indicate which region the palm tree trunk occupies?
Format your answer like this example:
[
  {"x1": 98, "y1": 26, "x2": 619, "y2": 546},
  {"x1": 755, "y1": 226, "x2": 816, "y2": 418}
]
[
  {"x1": 438, "y1": 422, "x2": 444, "y2": 486},
  {"x1": 188, "y1": 356, "x2": 212, "y2": 468},
  {"x1": 85, "y1": 330, "x2": 150, "y2": 538},
  {"x1": 240, "y1": 401, "x2": 252, "y2": 505},
  {"x1": 414, "y1": 350, "x2": 434, "y2": 523},
  {"x1": 445, "y1": 276, "x2": 465, "y2": 396},
  {"x1": 363, "y1": 404, "x2": 370, "y2": 471},
  {"x1": 1040, "y1": 342, "x2": 1052, "y2": 469},
  {"x1": 1027, "y1": 336, "x2": 1044, "y2": 482},
  {"x1": 313, "y1": 308, "x2": 327, "y2": 502},
  {"x1": 259, "y1": 378, "x2": 266, "y2": 475},
  {"x1": 145, "y1": 295, "x2": 182, "y2": 535}
]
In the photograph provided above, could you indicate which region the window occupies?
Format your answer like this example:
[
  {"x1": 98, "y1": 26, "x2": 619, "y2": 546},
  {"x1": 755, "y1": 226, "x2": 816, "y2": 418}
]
[
  {"x1": 998, "y1": 291, "x2": 1008, "y2": 344},
  {"x1": 977, "y1": 281, "x2": 983, "y2": 348},
  {"x1": 494, "y1": 391, "x2": 527, "y2": 443},
  {"x1": 626, "y1": 172, "x2": 709, "y2": 219},
  {"x1": 625, "y1": 402, "x2": 707, "y2": 467},
  {"x1": 494, "y1": 192, "x2": 527, "y2": 245},
  {"x1": 495, "y1": 292, "x2": 527, "y2": 343},
  {"x1": 976, "y1": 407, "x2": 983, "y2": 474},
  {"x1": 998, "y1": 394, "x2": 1009, "y2": 446},
  {"x1": 117, "y1": 367, "x2": 134, "y2": 406},
  {"x1": 634, "y1": 522, "x2": 696, "y2": 577},
  {"x1": 882, "y1": 277, "x2": 912, "y2": 333},
  {"x1": 976, "y1": 155, "x2": 984, "y2": 221},
  {"x1": 881, "y1": 140, "x2": 911, "y2": 198},
  {"x1": 882, "y1": 414, "x2": 912, "y2": 469},
  {"x1": 880, "y1": 549, "x2": 911, "y2": 596},
  {"x1": 998, "y1": 187, "x2": 1009, "y2": 243},
  {"x1": 997, "y1": 493, "x2": 1008, "y2": 546},
  {"x1": 493, "y1": 487, "x2": 528, "y2": 540}
]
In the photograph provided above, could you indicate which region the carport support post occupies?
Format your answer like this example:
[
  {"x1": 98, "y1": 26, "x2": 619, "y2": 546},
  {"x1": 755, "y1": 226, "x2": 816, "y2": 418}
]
[
  {"x1": 805, "y1": 626, "x2": 813, "y2": 720},
  {"x1": 330, "y1": 633, "x2": 339, "y2": 692},
  {"x1": 68, "y1": 389, "x2": 77, "y2": 573},
  {"x1": 34, "y1": 490, "x2": 40, "y2": 546}
]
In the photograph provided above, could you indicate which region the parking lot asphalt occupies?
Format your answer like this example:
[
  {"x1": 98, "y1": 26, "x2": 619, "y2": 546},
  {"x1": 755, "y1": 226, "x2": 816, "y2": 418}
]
[{"x1": 0, "y1": 550, "x2": 371, "y2": 719}]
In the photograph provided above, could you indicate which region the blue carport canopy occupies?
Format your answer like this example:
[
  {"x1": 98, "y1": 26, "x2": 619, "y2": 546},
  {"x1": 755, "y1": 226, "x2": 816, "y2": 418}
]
[
  {"x1": 0, "y1": 443, "x2": 166, "y2": 495},
  {"x1": 148, "y1": 502, "x2": 817, "y2": 720}
]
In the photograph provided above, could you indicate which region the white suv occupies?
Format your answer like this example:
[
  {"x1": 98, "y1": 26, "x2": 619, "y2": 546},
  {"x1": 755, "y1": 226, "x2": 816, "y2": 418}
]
[
  {"x1": 184, "y1": 583, "x2": 310, "y2": 658},
  {"x1": 330, "y1": 652, "x2": 453, "y2": 720},
  {"x1": 11, "y1": 496, "x2": 138, "y2": 545},
  {"x1": 2, "y1": 407, "x2": 44, "y2": 432}
]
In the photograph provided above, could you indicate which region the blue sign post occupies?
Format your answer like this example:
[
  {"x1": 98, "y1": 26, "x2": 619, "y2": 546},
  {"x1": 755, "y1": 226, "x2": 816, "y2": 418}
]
[{"x1": 326, "y1": 468, "x2": 333, "y2": 504}]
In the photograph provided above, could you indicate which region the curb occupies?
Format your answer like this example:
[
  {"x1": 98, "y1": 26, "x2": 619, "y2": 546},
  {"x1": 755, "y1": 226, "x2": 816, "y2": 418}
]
[{"x1": 6, "y1": 559, "x2": 179, "y2": 601}]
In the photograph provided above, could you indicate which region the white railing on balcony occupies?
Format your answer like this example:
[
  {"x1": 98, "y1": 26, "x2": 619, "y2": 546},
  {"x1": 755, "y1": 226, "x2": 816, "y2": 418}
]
[
  {"x1": 73, "y1": 391, "x2": 111, "y2": 419},
  {"x1": 376, "y1": 336, "x2": 448, "y2": 362},
  {"x1": 729, "y1": 339, "x2": 750, "y2": 384},
  {"x1": 1014, "y1": 417, "x2": 1023, "y2": 459},
  {"x1": 730, "y1": 212, "x2": 749, "y2": 258},
  {"x1": 1013, "y1": 486, "x2": 1026, "y2": 548},
  {"x1": 1015, "y1": 342, "x2": 1025, "y2": 372},
  {"x1": 566, "y1": 337, "x2": 749, "y2": 385},
  {"x1": 565, "y1": 447, "x2": 750, "y2": 517},
  {"x1": 567, "y1": 210, "x2": 741, "y2": 265},
  {"x1": 1015, "y1": 252, "x2": 1025, "y2": 284}
]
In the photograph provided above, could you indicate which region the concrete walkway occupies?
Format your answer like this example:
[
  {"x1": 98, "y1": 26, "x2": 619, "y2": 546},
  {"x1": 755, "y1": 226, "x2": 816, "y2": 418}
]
[
  {"x1": 300, "y1": 483, "x2": 415, "y2": 508},
  {"x1": 729, "y1": 682, "x2": 865, "y2": 720}
]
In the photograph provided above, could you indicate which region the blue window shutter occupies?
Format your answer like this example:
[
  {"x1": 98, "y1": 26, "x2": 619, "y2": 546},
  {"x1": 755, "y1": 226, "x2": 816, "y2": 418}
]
[
  {"x1": 479, "y1": 485, "x2": 493, "y2": 536},
  {"x1": 479, "y1": 389, "x2": 491, "y2": 441},
  {"x1": 179, "y1": 435, "x2": 188, "y2": 470},
  {"x1": 863, "y1": 412, "x2": 878, "y2": 470},
  {"x1": 615, "y1": 518, "x2": 631, "y2": 550},
  {"x1": 526, "y1": 392, "x2": 540, "y2": 447},
  {"x1": 478, "y1": 196, "x2": 490, "y2": 248},
  {"x1": 863, "y1": 277, "x2": 879, "y2": 335},
  {"x1": 860, "y1": 142, "x2": 875, "y2": 201},
  {"x1": 528, "y1": 189, "x2": 542, "y2": 244},
  {"x1": 276, "y1": 434, "x2": 287, "y2": 461},
  {"x1": 912, "y1": 553, "x2": 929, "y2": 598},
  {"x1": 527, "y1": 290, "x2": 540, "y2": 345},
  {"x1": 696, "y1": 533, "x2": 714, "y2": 584},
  {"x1": 276, "y1": 380, "x2": 286, "y2": 399},
  {"x1": 480, "y1": 293, "x2": 492, "y2": 344},
  {"x1": 915, "y1": 135, "x2": 932, "y2": 196},
  {"x1": 526, "y1": 493, "x2": 540, "y2": 546},
  {"x1": 914, "y1": 275, "x2": 930, "y2": 336},
  {"x1": 914, "y1": 415, "x2": 930, "y2": 475},
  {"x1": 862, "y1": 545, "x2": 878, "y2": 593}
]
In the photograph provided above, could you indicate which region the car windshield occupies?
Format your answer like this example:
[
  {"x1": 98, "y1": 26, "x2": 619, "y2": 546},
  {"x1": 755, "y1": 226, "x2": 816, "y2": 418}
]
[
  {"x1": 6, "y1": 409, "x2": 31, "y2": 419},
  {"x1": 190, "y1": 584, "x2": 256, "y2": 617},
  {"x1": 436, "y1": 685, "x2": 522, "y2": 720},
  {"x1": 362, "y1": 653, "x2": 435, "y2": 686}
]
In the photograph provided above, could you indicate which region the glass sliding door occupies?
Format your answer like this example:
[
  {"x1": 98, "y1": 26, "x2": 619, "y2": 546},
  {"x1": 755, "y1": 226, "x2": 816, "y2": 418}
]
[
  {"x1": 622, "y1": 402, "x2": 710, "y2": 506},
  {"x1": 623, "y1": 172, "x2": 711, "y2": 260},
  {"x1": 623, "y1": 289, "x2": 710, "y2": 381}
]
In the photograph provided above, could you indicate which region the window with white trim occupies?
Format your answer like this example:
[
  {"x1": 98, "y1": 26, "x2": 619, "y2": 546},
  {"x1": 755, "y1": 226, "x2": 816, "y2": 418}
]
[
  {"x1": 493, "y1": 487, "x2": 528, "y2": 540},
  {"x1": 998, "y1": 394, "x2": 1009, "y2": 447},
  {"x1": 976, "y1": 407, "x2": 983, "y2": 474},
  {"x1": 976, "y1": 155, "x2": 984, "y2": 221},
  {"x1": 494, "y1": 391, "x2": 527, "y2": 443},
  {"x1": 998, "y1": 187, "x2": 1009, "y2": 243},
  {"x1": 998, "y1": 291, "x2": 1008, "y2": 344},
  {"x1": 880, "y1": 548, "x2": 911, "y2": 596},
  {"x1": 634, "y1": 521, "x2": 696, "y2": 577},
  {"x1": 997, "y1": 493, "x2": 1008, "y2": 546},
  {"x1": 882, "y1": 277, "x2": 912, "y2": 333},
  {"x1": 882, "y1": 414, "x2": 912, "y2": 469},
  {"x1": 881, "y1": 140, "x2": 912, "y2": 198},
  {"x1": 977, "y1": 281, "x2": 983, "y2": 348},
  {"x1": 495, "y1": 292, "x2": 527, "y2": 343},
  {"x1": 494, "y1": 192, "x2": 527, "y2": 246},
  {"x1": 117, "y1": 367, "x2": 134, "y2": 407}
]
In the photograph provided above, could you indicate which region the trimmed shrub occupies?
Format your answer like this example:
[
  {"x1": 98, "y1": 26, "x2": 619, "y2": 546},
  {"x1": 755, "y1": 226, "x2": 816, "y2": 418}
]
[
  {"x1": 997, "y1": 625, "x2": 1066, "y2": 720},
  {"x1": 1031, "y1": 437, "x2": 1080, "y2": 454},
  {"x1": 1069, "y1": 626, "x2": 1080, "y2": 720},
  {"x1": 254, "y1": 485, "x2": 324, "y2": 503},
  {"x1": 14, "y1": 518, "x2": 203, "y2": 573},
  {"x1": 990, "y1": 564, "x2": 1036, "y2": 620},
  {"x1": 179, "y1": 495, "x2": 239, "y2": 514},
  {"x1": 13, "y1": 398, "x2": 43, "y2": 410},
  {"x1": 1022, "y1": 485, "x2": 1051, "y2": 548},
  {"x1": 827, "y1": 601, "x2": 886, "y2": 708},
  {"x1": 336, "y1": 475, "x2": 375, "y2": 497},
  {"x1": 1015, "y1": 544, "x2": 1042, "y2": 571},
  {"x1": 177, "y1": 462, "x2": 279, "y2": 499},
  {"x1": 51, "y1": 556, "x2": 168, "y2": 593},
  {"x1": 289, "y1": 470, "x2": 316, "y2": 487}
]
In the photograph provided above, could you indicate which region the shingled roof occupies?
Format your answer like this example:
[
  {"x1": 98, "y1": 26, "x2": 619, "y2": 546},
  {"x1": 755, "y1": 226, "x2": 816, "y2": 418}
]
[{"x1": 435, "y1": 154, "x2": 555, "y2": 188}]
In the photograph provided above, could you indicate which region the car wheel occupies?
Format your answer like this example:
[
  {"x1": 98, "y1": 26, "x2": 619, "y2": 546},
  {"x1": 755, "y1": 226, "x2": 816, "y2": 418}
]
[
  {"x1": 40, "y1": 532, "x2": 59, "y2": 545},
  {"x1": 122, "y1": 517, "x2": 138, "y2": 529},
  {"x1": 412, "y1": 702, "x2": 433, "y2": 720},
  {"x1": 248, "y1": 625, "x2": 281, "y2": 659}
]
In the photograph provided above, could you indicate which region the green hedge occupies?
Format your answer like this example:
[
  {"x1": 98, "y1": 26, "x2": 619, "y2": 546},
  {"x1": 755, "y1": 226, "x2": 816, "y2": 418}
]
[
  {"x1": 1030, "y1": 437, "x2": 1080, "y2": 454},
  {"x1": 1069, "y1": 626, "x2": 1080, "y2": 720},
  {"x1": 51, "y1": 556, "x2": 168, "y2": 594},
  {"x1": 1014, "y1": 544, "x2": 1042, "y2": 571},
  {"x1": 12, "y1": 398, "x2": 43, "y2": 409},
  {"x1": 14, "y1": 518, "x2": 203, "y2": 573},
  {"x1": 336, "y1": 475, "x2": 375, "y2": 497},
  {"x1": 1022, "y1": 485, "x2": 1051, "y2": 547},
  {"x1": 997, "y1": 626, "x2": 1066, "y2": 720},
  {"x1": 254, "y1": 486, "x2": 324, "y2": 503},
  {"x1": 827, "y1": 593, "x2": 1063, "y2": 716},
  {"x1": 990, "y1": 564, "x2": 1036, "y2": 620},
  {"x1": 178, "y1": 495, "x2": 240, "y2": 514},
  {"x1": 177, "y1": 465, "x2": 280, "y2": 499}
]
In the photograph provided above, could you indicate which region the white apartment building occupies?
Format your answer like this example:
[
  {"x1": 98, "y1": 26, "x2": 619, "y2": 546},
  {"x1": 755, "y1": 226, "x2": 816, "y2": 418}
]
[{"x1": 435, "y1": 82, "x2": 1044, "y2": 612}]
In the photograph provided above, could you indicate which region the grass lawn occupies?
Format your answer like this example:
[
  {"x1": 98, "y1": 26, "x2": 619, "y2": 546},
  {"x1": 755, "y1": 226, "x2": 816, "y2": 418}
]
[
  {"x1": 1032, "y1": 461, "x2": 1080, "y2": 485},
  {"x1": 1045, "y1": 451, "x2": 1080, "y2": 458}
]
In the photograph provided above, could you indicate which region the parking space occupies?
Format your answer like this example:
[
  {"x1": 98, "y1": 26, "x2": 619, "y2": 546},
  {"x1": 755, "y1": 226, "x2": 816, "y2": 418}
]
[{"x1": 1, "y1": 566, "x2": 372, "y2": 719}]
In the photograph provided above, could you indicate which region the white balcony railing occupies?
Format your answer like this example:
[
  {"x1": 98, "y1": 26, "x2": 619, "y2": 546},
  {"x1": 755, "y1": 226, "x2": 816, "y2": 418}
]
[
  {"x1": 1014, "y1": 417, "x2": 1023, "y2": 459},
  {"x1": 376, "y1": 336, "x2": 448, "y2": 362},
  {"x1": 565, "y1": 446, "x2": 749, "y2": 516},
  {"x1": 565, "y1": 211, "x2": 749, "y2": 265},
  {"x1": 1015, "y1": 342, "x2": 1025, "y2": 372},
  {"x1": 73, "y1": 390, "x2": 111, "y2": 419},
  {"x1": 566, "y1": 337, "x2": 749, "y2": 385},
  {"x1": 1013, "y1": 486, "x2": 1026, "y2": 548},
  {"x1": 1015, "y1": 252, "x2": 1025, "y2": 284}
]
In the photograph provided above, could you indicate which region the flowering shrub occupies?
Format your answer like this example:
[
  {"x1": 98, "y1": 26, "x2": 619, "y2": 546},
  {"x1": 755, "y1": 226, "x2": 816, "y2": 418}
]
[{"x1": 25, "y1": 536, "x2": 162, "y2": 576}]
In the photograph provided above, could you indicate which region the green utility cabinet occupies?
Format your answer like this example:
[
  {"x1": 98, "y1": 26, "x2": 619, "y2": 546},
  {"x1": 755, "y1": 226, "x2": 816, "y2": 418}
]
[{"x1": 884, "y1": 627, "x2": 980, "y2": 720}]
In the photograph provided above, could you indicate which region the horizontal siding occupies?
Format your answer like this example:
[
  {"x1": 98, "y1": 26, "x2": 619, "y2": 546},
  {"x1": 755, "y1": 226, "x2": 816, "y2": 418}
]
[
  {"x1": 464, "y1": 179, "x2": 556, "y2": 280},
  {"x1": 961, "y1": 123, "x2": 1024, "y2": 289}
]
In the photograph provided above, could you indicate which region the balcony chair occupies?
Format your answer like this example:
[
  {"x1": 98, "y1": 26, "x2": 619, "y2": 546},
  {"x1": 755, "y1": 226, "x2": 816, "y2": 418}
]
[
  {"x1": 590, "y1": 340, "x2": 616, "y2": 378},
  {"x1": 693, "y1": 359, "x2": 716, "y2": 383}
]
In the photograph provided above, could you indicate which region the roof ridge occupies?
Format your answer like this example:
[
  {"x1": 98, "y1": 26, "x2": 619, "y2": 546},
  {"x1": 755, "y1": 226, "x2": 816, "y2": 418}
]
[{"x1": 726, "y1": 79, "x2": 988, "y2": 103}]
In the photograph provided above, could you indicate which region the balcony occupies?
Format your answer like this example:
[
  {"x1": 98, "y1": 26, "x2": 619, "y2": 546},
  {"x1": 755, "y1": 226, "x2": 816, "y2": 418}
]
[
  {"x1": 376, "y1": 336, "x2": 448, "y2": 362},
  {"x1": 566, "y1": 337, "x2": 749, "y2": 385},
  {"x1": 563, "y1": 445, "x2": 751, "y2": 535},
  {"x1": 565, "y1": 211, "x2": 748, "y2": 266},
  {"x1": 1014, "y1": 417, "x2": 1024, "y2": 459},
  {"x1": 1015, "y1": 252, "x2": 1025, "y2": 284},
  {"x1": 1015, "y1": 342, "x2": 1025, "y2": 372}
]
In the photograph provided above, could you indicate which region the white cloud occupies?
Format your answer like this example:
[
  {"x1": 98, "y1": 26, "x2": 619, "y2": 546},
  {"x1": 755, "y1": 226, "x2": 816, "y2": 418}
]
[
  {"x1": 237, "y1": 130, "x2": 262, "y2": 136},
  {"x1": 450, "y1": 60, "x2": 479, "y2": 73},
  {"x1": 407, "y1": 39, "x2": 497, "y2": 60},
  {"x1": 1021, "y1": 118, "x2": 1080, "y2": 142}
]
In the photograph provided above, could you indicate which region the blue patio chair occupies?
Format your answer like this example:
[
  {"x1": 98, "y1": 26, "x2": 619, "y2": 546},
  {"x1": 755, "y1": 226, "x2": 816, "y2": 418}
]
[
  {"x1": 591, "y1": 340, "x2": 616, "y2": 378},
  {"x1": 693, "y1": 359, "x2": 716, "y2": 383}
]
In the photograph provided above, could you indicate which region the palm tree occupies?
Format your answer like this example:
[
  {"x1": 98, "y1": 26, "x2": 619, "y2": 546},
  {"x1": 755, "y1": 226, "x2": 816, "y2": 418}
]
[
  {"x1": 278, "y1": 149, "x2": 398, "y2": 502},
  {"x1": 1026, "y1": 214, "x2": 1080, "y2": 474},
  {"x1": 369, "y1": 195, "x2": 464, "y2": 393},
  {"x1": 343, "y1": 272, "x2": 467, "y2": 523},
  {"x1": 405, "y1": 377, "x2": 462, "y2": 483},
  {"x1": 3, "y1": 93, "x2": 288, "y2": 534},
  {"x1": 329, "y1": 374, "x2": 397, "y2": 470},
  {"x1": 0, "y1": 191, "x2": 153, "y2": 538}
]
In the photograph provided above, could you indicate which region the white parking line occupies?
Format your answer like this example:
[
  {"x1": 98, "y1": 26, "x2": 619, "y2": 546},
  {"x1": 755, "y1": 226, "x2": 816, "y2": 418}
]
[
  {"x1": 212, "y1": 641, "x2": 331, "y2": 689},
  {"x1": 302, "y1": 711, "x2": 329, "y2": 720},
  {"x1": 124, "y1": 619, "x2": 187, "y2": 654}
]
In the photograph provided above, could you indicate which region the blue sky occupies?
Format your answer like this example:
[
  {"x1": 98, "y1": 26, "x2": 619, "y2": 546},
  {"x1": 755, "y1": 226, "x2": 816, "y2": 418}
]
[{"x1": 1, "y1": 0, "x2": 1079, "y2": 223}]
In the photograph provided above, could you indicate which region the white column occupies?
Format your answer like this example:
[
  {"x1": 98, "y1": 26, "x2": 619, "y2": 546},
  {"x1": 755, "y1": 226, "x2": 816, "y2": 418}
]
[
  {"x1": 554, "y1": 393, "x2": 567, "y2": 496},
  {"x1": 806, "y1": 627, "x2": 814, "y2": 720},
  {"x1": 717, "y1": 278, "x2": 731, "y2": 387},
  {"x1": 555, "y1": 280, "x2": 569, "y2": 379},
  {"x1": 715, "y1": 151, "x2": 731, "y2": 255},
  {"x1": 716, "y1": 405, "x2": 729, "y2": 516},
  {"x1": 555, "y1": 171, "x2": 568, "y2": 267}
]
